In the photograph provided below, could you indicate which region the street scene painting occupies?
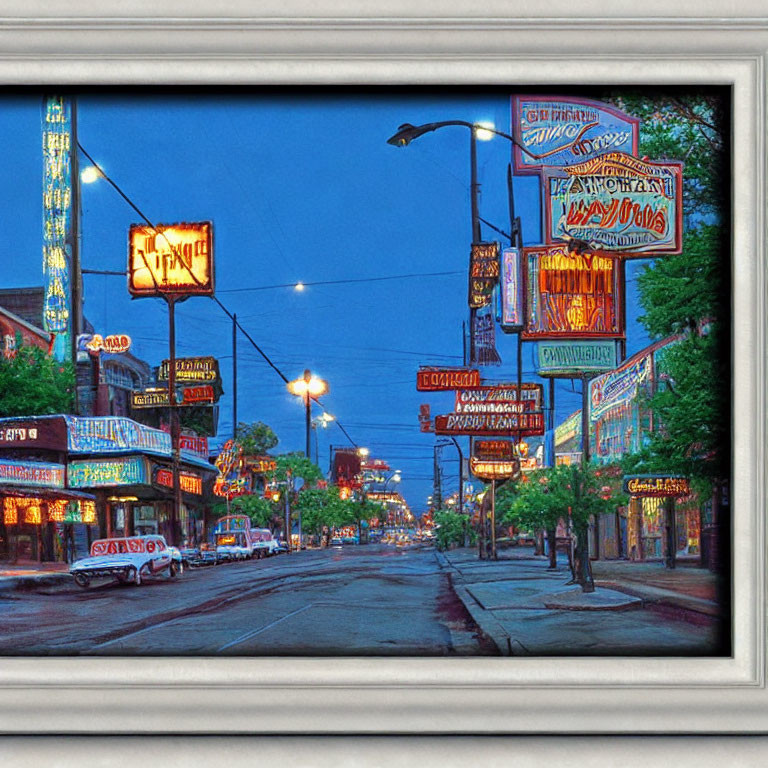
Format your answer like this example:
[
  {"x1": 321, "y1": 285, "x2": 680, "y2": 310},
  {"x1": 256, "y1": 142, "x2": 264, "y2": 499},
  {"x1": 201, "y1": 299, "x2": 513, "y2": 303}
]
[{"x1": 0, "y1": 87, "x2": 730, "y2": 656}]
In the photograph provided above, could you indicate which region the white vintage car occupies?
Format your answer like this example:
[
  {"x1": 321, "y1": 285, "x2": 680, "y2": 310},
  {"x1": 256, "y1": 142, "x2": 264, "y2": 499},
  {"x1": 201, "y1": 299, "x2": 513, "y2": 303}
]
[{"x1": 70, "y1": 535, "x2": 183, "y2": 588}]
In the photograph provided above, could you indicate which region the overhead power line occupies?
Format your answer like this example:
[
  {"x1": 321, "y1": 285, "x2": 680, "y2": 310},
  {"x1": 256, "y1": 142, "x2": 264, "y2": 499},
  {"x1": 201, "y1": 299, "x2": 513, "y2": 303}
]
[{"x1": 77, "y1": 142, "x2": 359, "y2": 449}]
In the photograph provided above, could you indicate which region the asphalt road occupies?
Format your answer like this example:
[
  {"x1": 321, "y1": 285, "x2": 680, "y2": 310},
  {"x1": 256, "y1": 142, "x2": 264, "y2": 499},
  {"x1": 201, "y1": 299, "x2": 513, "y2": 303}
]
[{"x1": 0, "y1": 544, "x2": 498, "y2": 656}]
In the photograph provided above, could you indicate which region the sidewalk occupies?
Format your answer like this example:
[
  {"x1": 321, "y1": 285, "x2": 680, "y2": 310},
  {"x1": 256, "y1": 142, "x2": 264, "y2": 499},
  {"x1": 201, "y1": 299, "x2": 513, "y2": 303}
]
[
  {"x1": 436, "y1": 546, "x2": 725, "y2": 656},
  {"x1": 0, "y1": 562, "x2": 72, "y2": 594}
]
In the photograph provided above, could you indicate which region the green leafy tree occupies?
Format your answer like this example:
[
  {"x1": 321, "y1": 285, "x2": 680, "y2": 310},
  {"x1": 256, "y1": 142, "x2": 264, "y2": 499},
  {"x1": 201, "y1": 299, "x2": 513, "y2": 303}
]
[
  {"x1": 499, "y1": 465, "x2": 624, "y2": 591},
  {"x1": 235, "y1": 421, "x2": 279, "y2": 456},
  {"x1": 0, "y1": 341, "x2": 75, "y2": 417},
  {"x1": 433, "y1": 509, "x2": 476, "y2": 552},
  {"x1": 607, "y1": 92, "x2": 729, "y2": 491}
]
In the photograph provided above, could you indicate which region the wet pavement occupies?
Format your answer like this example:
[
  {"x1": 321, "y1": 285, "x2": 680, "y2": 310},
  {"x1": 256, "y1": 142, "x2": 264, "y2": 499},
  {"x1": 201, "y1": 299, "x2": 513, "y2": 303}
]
[
  {"x1": 0, "y1": 544, "x2": 729, "y2": 657},
  {"x1": 0, "y1": 544, "x2": 496, "y2": 656}
]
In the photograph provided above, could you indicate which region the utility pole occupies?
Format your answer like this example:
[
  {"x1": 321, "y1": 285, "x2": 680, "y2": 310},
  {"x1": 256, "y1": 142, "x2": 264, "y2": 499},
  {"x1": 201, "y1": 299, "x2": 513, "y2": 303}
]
[
  {"x1": 167, "y1": 296, "x2": 181, "y2": 547},
  {"x1": 232, "y1": 312, "x2": 237, "y2": 440}
]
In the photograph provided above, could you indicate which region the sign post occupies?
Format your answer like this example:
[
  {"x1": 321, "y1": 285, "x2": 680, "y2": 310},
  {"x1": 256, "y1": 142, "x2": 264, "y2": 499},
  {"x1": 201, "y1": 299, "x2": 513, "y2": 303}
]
[{"x1": 128, "y1": 220, "x2": 214, "y2": 546}]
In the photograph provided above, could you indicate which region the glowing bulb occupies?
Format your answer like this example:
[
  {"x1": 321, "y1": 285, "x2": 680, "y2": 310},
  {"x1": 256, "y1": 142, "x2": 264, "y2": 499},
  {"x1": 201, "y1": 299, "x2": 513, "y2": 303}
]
[
  {"x1": 474, "y1": 122, "x2": 496, "y2": 141},
  {"x1": 294, "y1": 282, "x2": 305, "y2": 292},
  {"x1": 81, "y1": 166, "x2": 102, "y2": 184}
]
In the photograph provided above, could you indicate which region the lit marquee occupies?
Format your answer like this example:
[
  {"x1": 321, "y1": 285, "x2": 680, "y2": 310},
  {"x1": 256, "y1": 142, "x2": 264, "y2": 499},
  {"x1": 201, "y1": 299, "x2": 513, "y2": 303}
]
[{"x1": 42, "y1": 96, "x2": 74, "y2": 360}]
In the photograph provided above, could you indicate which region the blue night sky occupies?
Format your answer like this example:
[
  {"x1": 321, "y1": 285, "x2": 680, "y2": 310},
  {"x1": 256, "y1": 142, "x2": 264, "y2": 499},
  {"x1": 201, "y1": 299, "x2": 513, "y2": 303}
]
[{"x1": 1, "y1": 89, "x2": 652, "y2": 513}]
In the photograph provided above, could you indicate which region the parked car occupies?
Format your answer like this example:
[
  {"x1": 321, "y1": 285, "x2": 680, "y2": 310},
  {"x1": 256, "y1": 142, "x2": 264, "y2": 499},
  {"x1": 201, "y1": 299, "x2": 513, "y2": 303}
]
[
  {"x1": 70, "y1": 535, "x2": 182, "y2": 588},
  {"x1": 274, "y1": 539, "x2": 289, "y2": 554},
  {"x1": 251, "y1": 528, "x2": 280, "y2": 558}
]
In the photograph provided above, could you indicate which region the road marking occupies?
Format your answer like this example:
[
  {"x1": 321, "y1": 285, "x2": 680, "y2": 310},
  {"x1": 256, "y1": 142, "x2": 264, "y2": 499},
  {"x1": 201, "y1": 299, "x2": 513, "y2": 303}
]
[{"x1": 216, "y1": 603, "x2": 315, "y2": 652}]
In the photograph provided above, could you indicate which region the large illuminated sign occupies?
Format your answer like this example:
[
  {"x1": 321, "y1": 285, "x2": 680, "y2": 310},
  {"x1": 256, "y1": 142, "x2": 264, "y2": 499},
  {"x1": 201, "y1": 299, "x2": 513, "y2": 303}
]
[
  {"x1": 511, "y1": 95, "x2": 639, "y2": 175},
  {"x1": 42, "y1": 96, "x2": 73, "y2": 360},
  {"x1": 0, "y1": 460, "x2": 65, "y2": 488},
  {"x1": 68, "y1": 457, "x2": 147, "y2": 488},
  {"x1": 128, "y1": 221, "x2": 214, "y2": 297},
  {"x1": 433, "y1": 412, "x2": 545, "y2": 437},
  {"x1": 213, "y1": 439, "x2": 250, "y2": 498},
  {"x1": 623, "y1": 475, "x2": 690, "y2": 498},
  {"x1": 522, "y1": 245, "x2": 622, "y2": 339},
  {"x1": 65, "y1": 416, "x2": 171, "y2": 454},
  {"x1": 158, "y1": 356, "x2": 220, "y2": 383},
  {"x1": 589, "y1": 355, "x2": 651, "y2": 421},
  {"x1": 455, "y1": 383, "x2": 544, "y2": 409},
  {"x1": 499, "y1": 247, "x2": 523, "y2": 331},
  {"x1": 469, "y1": 457, "x2": 519, "y2": 481},
  {"x1": 546, "y1": 152, "x2": 683, "y2": 255},
  {"x1": 537, "y1": 340, "x2": 619, "y2": 377},
  {"x1": 454, "y1": 389, "x2": 537, "y2": 415},
  {"x1": 131, "y1": 388, "x2": 171, "y2": 409},
  {"x1": 416, "y1": 367, "x2": 480, "y2": 391},
  {"x1": 468, "y1": 242, "x2": 500, "y2": 309}
]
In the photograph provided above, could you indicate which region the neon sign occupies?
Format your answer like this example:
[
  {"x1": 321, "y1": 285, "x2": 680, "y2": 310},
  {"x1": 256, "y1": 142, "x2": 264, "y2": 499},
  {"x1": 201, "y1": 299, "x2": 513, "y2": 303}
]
[
  {"x1": 154, "y1": 468, "x2": 202, "y2": 495},
  {"x1": 0, "y1": 460, "x2": 65, "y2": 488},
  {"x1": 523, "y1": 245, "x2": 622, "y2": 339},
  {"x1": 512, "y1": 96, "x2": 639, "y2": 175},
  {"x1": 468, "y1": 242, "x2": 500, "y2": 309},
  {"x1": 537, "y1": 340, "x2": 619, "y2": 377},
  {"x1": 469, "y1": 457, "x2": 519, "y2": 480},
  {"x1": 589, "y1": 355, "x2": 650, "y2": 421},
  {"x1": 416, "y1": 368, "x2": 480, "y2": 391},
  {"x1": 42, "y1": 96, "x2": 73, "y2": 360},
  {"x1": 499, "y1": 247, "x2": 523, "y2": 331},
  {"x1": 473, "y1": 440, "x2": 515, "y2": 461},
  {"x1": 129, "y1": 222, "x2": 214, "y2": 297},
  {"x1": 213, "y1": 439, "x2": 250, "y2": 498},
  {"x1": 434, "y1": 412, "x2": 545, "y2": 437},
  {"x1": 81, "y1": 333, "x2": 132, "y2": 354},
  {"x1": 546, "y1": 152, "x2": 683, "y2": 255},
  {"x1": 65, "y1": 416, "x2": 171, "y2": 454},
  {"x1": 158, "y1": 356, "x2": 220, "y2": 383},
  {"x1": 623, "y1": 475, "x2": 690, "y2": 498},
  {"x1": 68, "y1": 457, "x2": 147, "y2": 488}
]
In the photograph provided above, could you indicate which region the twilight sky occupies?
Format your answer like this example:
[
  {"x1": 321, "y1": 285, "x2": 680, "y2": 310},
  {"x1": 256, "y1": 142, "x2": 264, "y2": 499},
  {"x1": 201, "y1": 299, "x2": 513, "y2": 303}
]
[{"x1": 1, "y1": 88, "x2": 653, "y2": 512}]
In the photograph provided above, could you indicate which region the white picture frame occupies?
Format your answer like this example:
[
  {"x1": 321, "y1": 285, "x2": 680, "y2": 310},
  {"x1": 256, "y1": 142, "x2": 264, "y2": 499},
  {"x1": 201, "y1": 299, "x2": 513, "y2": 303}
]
[{"x1": 0, "y1": 1, "x2": 765, "y2": 739}]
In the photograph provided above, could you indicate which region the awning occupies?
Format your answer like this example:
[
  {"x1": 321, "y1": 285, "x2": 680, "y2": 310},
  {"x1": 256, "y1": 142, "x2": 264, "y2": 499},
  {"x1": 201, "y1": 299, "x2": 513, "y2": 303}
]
[{"x1": 0, "y1": 486, "x2": 96, "y2": 501}]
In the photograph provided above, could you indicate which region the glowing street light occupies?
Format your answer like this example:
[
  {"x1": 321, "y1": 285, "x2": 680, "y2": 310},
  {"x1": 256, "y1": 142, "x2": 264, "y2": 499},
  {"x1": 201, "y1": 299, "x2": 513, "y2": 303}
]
[
  {"x1": 287, "y1": 369, "x2": 329, "y2": 459},
  {"x1": 80, "y1": 165, "x2": 103, "y2": 184}
]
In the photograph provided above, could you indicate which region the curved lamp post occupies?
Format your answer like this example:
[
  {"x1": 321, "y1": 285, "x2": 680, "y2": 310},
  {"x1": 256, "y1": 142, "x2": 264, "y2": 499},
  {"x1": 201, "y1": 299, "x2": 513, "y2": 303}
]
[
  {"x1": 387, "y1": 120, "x2": 533, "y2": 365},
  {"x1": 287, "y1": 369, "x2": 328, "y2": 459}
]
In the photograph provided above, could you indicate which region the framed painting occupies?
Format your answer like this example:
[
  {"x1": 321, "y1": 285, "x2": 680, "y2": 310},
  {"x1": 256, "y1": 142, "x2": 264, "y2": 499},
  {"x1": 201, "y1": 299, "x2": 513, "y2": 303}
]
[{"x1": 0, "y1": 0, "x2": 765, "y2": 747}]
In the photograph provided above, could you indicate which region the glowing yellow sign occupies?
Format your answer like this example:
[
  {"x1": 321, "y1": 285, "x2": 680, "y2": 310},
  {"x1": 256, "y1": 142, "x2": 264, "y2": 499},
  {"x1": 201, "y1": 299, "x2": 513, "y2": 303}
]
[{"x1": 129, "y1": 222, "x2": 214, "y2": 297}]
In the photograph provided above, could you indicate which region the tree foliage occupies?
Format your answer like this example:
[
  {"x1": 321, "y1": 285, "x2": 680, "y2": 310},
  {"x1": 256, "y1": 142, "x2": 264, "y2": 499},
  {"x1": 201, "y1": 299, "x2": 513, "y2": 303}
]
[
  {"x1": 212, "y1": 494, "x2": 275, "y2": 528},
  {"x1": 235, "y1": 421, "x2": 279, "y2": 456},
  {"x1": 0, "y1": 342, "x2": 75, "y2": 417},
  {"x1": 608, "y1": 91, "x2": 730, "y2": 485},
  {"x1": 433, "y1": 510, "x2": 475, "y2": 551}
]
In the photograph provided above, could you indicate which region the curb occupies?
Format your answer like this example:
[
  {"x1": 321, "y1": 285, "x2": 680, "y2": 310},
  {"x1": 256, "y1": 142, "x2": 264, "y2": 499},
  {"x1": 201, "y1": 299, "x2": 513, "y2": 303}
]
[
  {"x1": 452, "y1": 583, "x2": 514, "y2": 656},
  {"x1": 594, "y1": 579, "x2": 721, "y2": 618},
  {"x1": 0, "y1": 573, "x2": 72, "y2": 594}
]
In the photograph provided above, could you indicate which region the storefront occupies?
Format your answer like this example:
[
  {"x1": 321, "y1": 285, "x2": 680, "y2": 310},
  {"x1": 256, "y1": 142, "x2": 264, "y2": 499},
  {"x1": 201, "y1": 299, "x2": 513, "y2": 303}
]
[
  {"x1": 0, "y1": 414, "x2": 216, "y2": 551},
  {"x1": 0, "y1": 461, "x2": 96, "y2": 564}
]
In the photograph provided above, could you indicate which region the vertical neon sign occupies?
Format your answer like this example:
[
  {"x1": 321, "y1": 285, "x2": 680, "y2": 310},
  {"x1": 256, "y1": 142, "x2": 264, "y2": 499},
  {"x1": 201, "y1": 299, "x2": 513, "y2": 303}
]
[{"x1": 42, "y1": 96, "x2": 73, "y2": 361}]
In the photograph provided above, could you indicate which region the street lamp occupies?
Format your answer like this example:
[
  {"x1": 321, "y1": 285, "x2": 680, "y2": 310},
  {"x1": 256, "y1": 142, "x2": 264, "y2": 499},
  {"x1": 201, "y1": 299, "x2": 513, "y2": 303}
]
[
  {"x1": 311, "y1": 411, "x2": 335, "y2": 465},
  {"x1": 387, "y1": 120, "x2": 532, "y2": 365},
  {"x1": 287, "y1": 369, "x2": 328, "y2": 459}
]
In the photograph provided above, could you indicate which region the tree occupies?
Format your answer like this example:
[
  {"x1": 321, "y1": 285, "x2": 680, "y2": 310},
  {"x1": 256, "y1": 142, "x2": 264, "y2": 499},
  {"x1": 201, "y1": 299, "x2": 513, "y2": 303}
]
[
  {"x1": 497, "y1": 468, "x2": 571, "y2": 571},
  {"x1": 213, "y1": 494, "x2": 274, "y2": 529},
  {"x1": 235, "y1": 421, "x2": 279, "y2": 456},
  {"x1": 0, "y1": 341, "x2": 75, "y2": 417},
  {"x1": 498, "y1": 465, "x2": 625, "y2": 592},
  {"x1": 433, "y1": 509, "x2": 476, "y2": 551},
  {"x1": 610, "y1": 92, "x2": 729, "y2": 490}
]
